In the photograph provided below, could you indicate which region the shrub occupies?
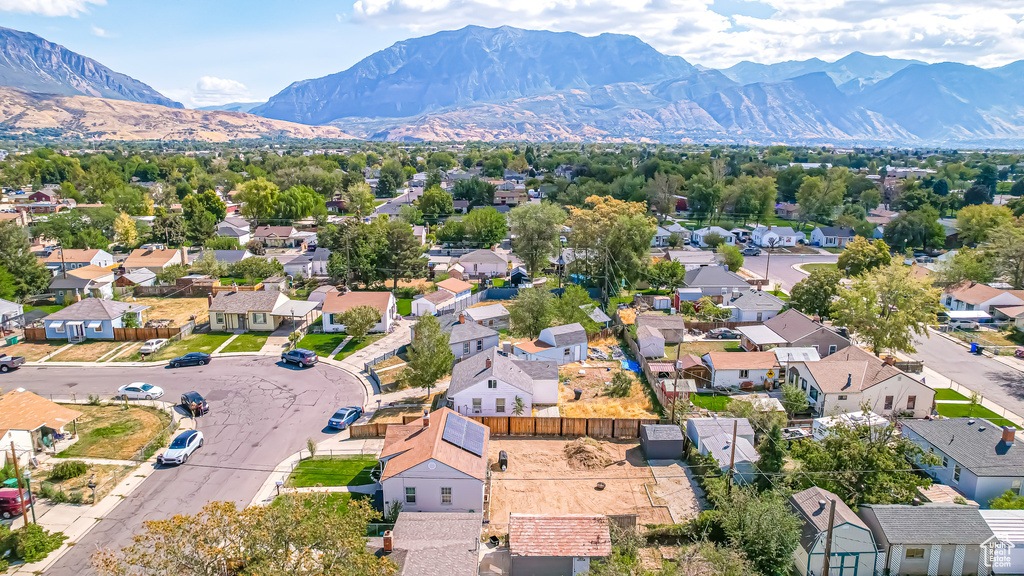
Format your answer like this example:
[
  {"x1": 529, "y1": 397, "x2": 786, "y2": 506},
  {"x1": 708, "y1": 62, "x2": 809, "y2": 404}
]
[
  {"x1": 49, "y1": 490, "x2": 68, "y2": 504},
  {"x1": 142, "y1": 433, "x2": 168, "y2": 461},
  {"x1": 49, "y1": 460, "x2": 89, "y2": 482},
  {"x1": 10, "y1": 523, "x2": 68, "y2": 563},
  {"x1": 607, "y1": 371, "x2": 634, "y2": 398},
  {"x1": 87, "y1": 394, "x2": 102, "y2": 406},
  {"x1": 393, "y1": 286, "x2": 421, "y2": 299},
  {"x1": 67, "y1": 491, "x2": 84, "y2": 505},
  {"x1": 37, "y1": 482, "x2": 55, "y2": 499}
]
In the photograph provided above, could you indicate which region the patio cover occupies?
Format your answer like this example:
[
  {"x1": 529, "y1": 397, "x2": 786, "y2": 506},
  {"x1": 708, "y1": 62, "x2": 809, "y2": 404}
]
[{"x1": 272, "y1": 299, "x2": 321, "y2": 318}]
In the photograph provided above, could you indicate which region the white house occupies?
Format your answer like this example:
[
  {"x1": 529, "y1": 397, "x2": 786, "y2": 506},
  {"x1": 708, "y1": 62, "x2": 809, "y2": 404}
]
[
  {"x1": 790, "y1": 487, "x2": 877, "y2": 576},
  {"x1": 511, "y1": 323, "x2": 588, "y2": 366},
  {"x1": 463, "y1": 303, "x2": 510, "y2": 330},
  {"x1": 379, "y1": 408, "x2": 488, "y2": 514},
  {"x1": 751, "y1": 225, "x2": 804, "y2": 247},
  {"x1": 455, "y1": 250, "x2": 508, "y2": 279},
  {"x1": 666, "y1": 249, "x2": 718, "y2": 270},
  {"x1": 436, "y1": 278, "x2": 474, "y2": 302},
  {"x1": 449, "y1": 322, "x2": 500, "y2": 361},
  {"x1": 41, "y1": 248, "x2": 114, "y2": 275},
  {"x1": 942, "y1": 282, "x2": 1024, "y2": 314},
  {"x1": 701, "y1": 351, "x2": 778, "y2": 389},
  {"x1": 651, "y1": 226, "x2": 672, "y2": 248},
  {"x1": 310, "y1": 248, "x2": 331, "y2": 276},
  {"x1": 684, "y1": 417, "x2": 759, "y2": 483},
  {"x1": 720, "y1": 288, "x2": 786, "y2": 322},
  {"x1": 322, "y1": 291, "x2": 397, "y2": 334},
  {"x1": 0, "y1": 298, "x2": 23, "y2": 329},
  {"x1": 410, "y1": 290, "x2": 456, "y2": 317},
  {"x1": 215, "y1": 217, "x2": 250, "y2": 245},
  {"x1": 447, "y1": 348, "x2": 558, "y2": 416},
  {"x1": 691, "y1": 226, "x2": 736, "y2": 248},
  {"x1": 810, "y1": 226, "x2": 857, "y2": 248}
]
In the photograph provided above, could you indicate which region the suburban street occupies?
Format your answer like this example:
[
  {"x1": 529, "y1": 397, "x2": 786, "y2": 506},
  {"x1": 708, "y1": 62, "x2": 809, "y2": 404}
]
[
  {"x1": 910, "y1": 331, "x2": 1024, "y2": 417},
  {"x1": 0, "y1": 357, "x2": 365, "y2": 576},
  {"x1": 742, "y1": 252, "x2": 839, "y2": 291}
]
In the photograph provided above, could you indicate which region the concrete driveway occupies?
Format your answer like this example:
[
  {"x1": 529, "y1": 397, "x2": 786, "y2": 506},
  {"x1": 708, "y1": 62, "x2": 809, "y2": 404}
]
[{"x1": 0, "y1": 356, "x2": 365, "y2": 576}]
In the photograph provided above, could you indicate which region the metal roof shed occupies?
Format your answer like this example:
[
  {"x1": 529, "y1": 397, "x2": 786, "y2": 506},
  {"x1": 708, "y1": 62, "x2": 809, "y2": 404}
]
[{"x1": 640, "y1": 424, "x2": 685, "y2": 460}]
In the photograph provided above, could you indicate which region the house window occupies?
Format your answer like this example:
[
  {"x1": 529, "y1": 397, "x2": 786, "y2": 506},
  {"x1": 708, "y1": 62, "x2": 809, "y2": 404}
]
[
  {"x1": 828, "y1": 345, "x2": 837, "y2": 355},
  {"x1": 330, "y1": 313, "x2": 340, "y2": 325},
  {"x1": 1013, "y1": 480, "x2": 1022, "y2": 495},
  {"x1": 405, "y1": 487, "x2": 416, "y2": 504},
  {"x1": 942, "y1": 455, "x2": 949, "y2": 467},
  {"x1": 801, "y1": 379, "x2": 807, "y2": 390},
  {"x1": 216, "y1": 313, "x2": 224, "y2": 325},
  {"x1": 93, "y1": 323, "x2": 103, "y2": 333},
  {"x1": 472, "y1": 398, "x2": 482, "y2": 413},
  {"x1": 496, "y1": 398, "x2": 506, "y2": 413},
  {"x1": 838, "y1": 395, "x2": 848, "y2": 400},
  {"x1": 487, "y1": 380, "x2": 497, "y2": 389},
  {"x1": 907, "y1": 396, "x2": 916, "y2": 410},
  {"x1": 564, "y1": 348, "x2": 571, "y2": 356},
  {"x1": 441, "y1": 487, "x2": 452, "y2": 505},
  {"x1": 488, "y1": 320, "x2": 494, "y2": 326},
  {"x1": 953, "y1": 466, "x2": 962, "y2": 483},
  {"x1": 884, "y1": 396, "x2": 894, "y2": 410},
  {"x1": 739, "y1": 370, "x2": 750, "y2": 378},
  {"x1": 55, "y1": 323, "x2": 65, "y2": 333},
  {"x1": 812, "y1": 345, "x2": 820, "y2": 352},
  {"x1": 809, "y1": 387, "x2": 818, "y2": 401},
  {"x1": 906, "y1": 549, "x2": 925, "y2": 559},
  {"x1": 463, "y1": 343, "x2": 470, "y2": 355},
  {"x1": 254, "y1": 313, "x2": 267, "y2": 324},
  {"x1": 477, "y1": 340, "x2": 483, "y2": 351}
]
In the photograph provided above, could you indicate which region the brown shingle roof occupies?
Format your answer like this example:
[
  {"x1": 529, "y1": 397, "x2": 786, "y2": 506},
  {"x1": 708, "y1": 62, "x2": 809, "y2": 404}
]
[
  {"x1": 422, "y1": 291, "x2": 455, "y2": 306},
  {"x1": 42, "y1": 249, "x2": 99, "y2": 264},
  {"x1": 509, "y1": 514, "x2": 612, "y2": 558},
  {"x1": 0, "y1": 390, "x2": 82, "y2": 431},
  {"x1": 123, "y1": 248, "x2": 179, "y2": 268},
  {"x1": 763, "y1": 309, "x2": 822, "y2": 342},
  {"x1": 946, "y1": 281, "x2": 1020, "y2": 306},
  {"x1": 806, "y1": 345, "x2": 904, "y2": 393},
  {"x1": 705, "y1": 351, "x2": 778, "y2": 370},
  {"x1": 66, "y1": 264, "x2": 114, "y2": 280},
  {"x1": 253, "y1": 225, "x2": 297, "y2": 238},
  {"x1": 322, "y1": 291, "x2": 393, "y2": 314},
  {"x1": 380, "y1": 408, "x2": 489, "y2": 481},
  {"x1": 437, "y1": 278, "x2": 473, "y2": 295}
]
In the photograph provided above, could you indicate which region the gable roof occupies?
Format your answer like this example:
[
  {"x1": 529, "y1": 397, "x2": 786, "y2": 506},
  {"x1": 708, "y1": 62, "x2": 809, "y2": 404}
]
[
  {"x1": 816, "y1": 226, "x2": 857, "y2": 238},
  {"x1": 123, "y1": 248, "x2": 179, "y2": 268},
  {"x1": 737, "y1": 325, "x2": 788, "y2": 346},
  {"x1": 790, "y1": 487, "x2": 867, "y2": 549},
  {"x1": 806, "y1": 345, "x2": 904, "y2": 393},
  {"x1": 862, "y1": 504, "x2": 994, "y2": 545},
  {"x1": 636, "y1": 313, "x2": 687, "y2": 331},
  {"x1": 684, "y1": 266, "x2": 750, "y2": 289},
  {"x1": 756, "y1": 225, "x2": 800, "y2": 236},
  {"x1": 379, "y1": 408, "x2": 489, "y2": 481},
  {"x1": 541, "y1": 323, "x2": 587, "y2": 346},
  {"x1": 704, "y1": 351, "x2": 778, "y2": 370},
  {"x1": 422, "y1": 290, "x2": 455, "y2": 306},
  {"x1": 119, "y1": 269, "x2": 156, "y2": 284},
  {"x1": 581, "y1": 304, "x2": 611, "y2": 324},
  {"x1": 458, "y1": 249, "x2": 507, "y2": 266},
  {"x1": 642, "y1": 424, "x2": 685, "y2": 441},
  {"x1": 389, "y1": 512, "x2": 482, "y2": 576},
  {"x1": 946, "y1": 281, "x2": 1021, "y2": 306},
  {"x1": 44, "y1": 298, "x2": 148, "y2": 321},
  {"x1": 763, "y1": 309, "x2": 830, "y2": 342},
  {"x1": 724, "y1": 289, "x2": 786, "y2": 311},
  {"x1": 437, "y1": 278, "x2": 473, "y2": 295},
  {"x1": 688, "y1": 417, "x2": 755, "y2": 439},
  {"x1": 903, "y1": 418, "x2": 1024, "y2": 477},
  {"x1": 509, "y1": 515, "x2": 612, "y2": 558},
  {"x1": 465, "y1": 303, "x2": 509, "y2": 321},
  {"x1": 208, "y1": 290, "x2": 284, "y2": 314},
  {"x1": 0, "y1": 390, "x2": 82, "y2": 432},
  {"x1": 253, "y1": 225, "x2": 297, "y2": 238},
  {"x1": 704, "y1": 432, "x2": 759, "y2": 466},
  {"x1": 42, "y1": 248, "x2": 101, "y2": 264},
  {"x1": 449, "y1": 348, "x2": 557, "y2": 397},
  {"x1": 194, "y1": 249, "x2": 251, "y2": 264},
  {"x1": 449, "y1": 321, "x2": 498, "y2": 344},
  {"x1": 311, "y1": 247, "x2": 331, "y2": 262},
  {"x1": 322, "y1": 291, "x2": 392, "y2": 314}
]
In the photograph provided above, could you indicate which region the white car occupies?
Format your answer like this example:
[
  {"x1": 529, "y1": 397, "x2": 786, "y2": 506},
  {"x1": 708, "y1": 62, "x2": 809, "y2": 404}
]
[
  {"x1": 139, "y1": 339, "x2": 168, "y2": 355},
  {"x1": 157, "y1": 430, "x2": 203, "y2": 466},
  {"x1": 117, "y1": 382, "x2": 164, "y2": 400}
]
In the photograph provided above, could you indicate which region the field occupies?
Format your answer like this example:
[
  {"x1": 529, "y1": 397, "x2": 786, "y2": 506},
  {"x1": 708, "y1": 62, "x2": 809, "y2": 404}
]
[
  {"x1": 487, "y1": 438, "x2": 673, "y2": 525},
  {"x1": 220, "y1": 333, "x2": 268, "y2": 353},
  {"x1": 285, "y1": 455, "x2": 379, "y2": 488},
  {"x1": 57, "y1": 404, "x2": 172, "y2": 460},
  {"x1": 0, "y1": 341, "x2": 67, "y2": 361},
  {"x1": 131, "y1": 297, "x2": 210, "y2": 326},
  {"x1": 558, "y1": 362, "x2": 658, "y2": 418},
  {"x1": 48, "y1": 340, "x2": 126, "y2": 362}
]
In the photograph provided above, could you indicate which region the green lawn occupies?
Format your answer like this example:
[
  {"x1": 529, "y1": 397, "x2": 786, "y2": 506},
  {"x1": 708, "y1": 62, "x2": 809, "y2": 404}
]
[
  {"x1": 767, "y1": 290, "x2": 790, "y2": 302},
  {"x1": 690, "y1": 392, "x2": 732, "y2": 412},
  {"x1": 334, "y1": 335, "x2": 383, "y2": 361},
  {"x1": 297, "y1": 333, "x2": 347, "y2": 357},
  {"x1": 933, "y1": 388, "x2": 970, "y2": 401},
  {"x1": 146, "y1": 333, "x2": 233, "y2": 361},
  {"x1": 285, "y1": 455, "x2": 379, "y2": 488},
  {"x1": 801, "y1": 263, "x2": 838, "y2": 274},
  {"x1": 491, "y1": 278, "x2": 505, "y2": 287},
  {"x1": 934, "y1": 402, "x2": 1018, "y2": 429},
  {"x1": 220, "y1": 333, "x2": 268, "y2": 353},
  {"x1": 397, "y1": 298, "x2": 412, "y2": 316},
  {"x1": 24, "y1": 304, "x2": 65, "y2": 315}
]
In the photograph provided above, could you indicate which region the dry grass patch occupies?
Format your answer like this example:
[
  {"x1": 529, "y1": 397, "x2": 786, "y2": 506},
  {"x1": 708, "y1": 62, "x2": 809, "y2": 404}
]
[
  {"x1": 130, "y1": 297, "x2": 210, "y2": 326},
  {"x1": 57, "y1": 404, "x2": 172, "y2": 460},
  {"x1": 1, "y1": 341, "x2": 67, "y2": 361},
  {"x1": 619, "y1": 308, "x2": 637, "y2": 325},
  {"x1": 369, "y1": 393, "x2": 442, "y2": 423},
  {"x1": 40, "y1": 462, "x2": 133, "y2": 503},
  {"x1": 558, "y1": 363, "x2": 657, "y2": 419},
  {"x1": 48, "y1": 340, "x2": 125, "y2": 362}
]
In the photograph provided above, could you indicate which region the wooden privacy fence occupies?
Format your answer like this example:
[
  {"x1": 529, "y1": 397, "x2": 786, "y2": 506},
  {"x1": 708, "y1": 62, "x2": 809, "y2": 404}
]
[
  {"x1": 23, "y1": 321, "x2": 194, "y2": 342},
  {"x1": 350, "y1": 416, "x2": 660, "y2": 440}
]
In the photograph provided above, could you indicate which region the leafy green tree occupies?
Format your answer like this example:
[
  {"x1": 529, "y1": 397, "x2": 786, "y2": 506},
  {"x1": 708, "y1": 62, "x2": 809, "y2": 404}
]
[
  {"x1": 956, "y1": 203, "x2": 1012, "y2": 245},
  {"x1": 990, "y1": 491, "x2": 1024, "y2": 509},
  {"x1": 987, "y1": 220, "x2": 1024, "y2": 289},
  {"x1": 512, "y1": 396, "x2": 525, "y2": 416},
  {"x1": 934, "y1": 247, "x2": 994, "y2": 286},
  {"x1": 337, "y1": 305, "x2": 381, "y2": 339},
  {"x1": 229, "y1": 257, "x2": 283, "y2": 283},
  {"x1": 509, "y1": 287, "x2": 555, "y2": 338},
  {"x1": 686, "y1": 173, "x2": 722, "y2": 224},
  {"x1": 780, "y1": 382, "x2": 809, "y2": 416},
  {"x1": 1011, "y1": 178, "x2": 1024, "y2": 198},
  {"x1": 418, "y1": 185, "x2": 453, "y2": 224},
  {"x1": 150, "y1": 212, "x2": 186, "y2": 246},
  {"x1": 398, "y1": 205, "x2": 424, "y2": 226},
  {"x1": 375, "y1": 172, "x2": 398, "y2": 198},
  {"x1": 204, "y1": 236, "x2": 241, "y2": 250},
  {"x1": 716, "y1": 487, "x2": 800, "y2": 576},
  {"x1": 76, "y1": 228, "x2": 110, "y2": 250},
  {"x1": 964, "y1": 182, "x2": 992, "y2": 206},
  {"x1": 703, "y1": 232, "x2": 725, "y2": 249},
  {"x1": 552, "y1": 284, "x2": 600, "y2": 332},
  {"x1": 193, "y1": 190, "x2": 227, "y2": 221},
  {"x1": 274, "y1": 185, "x2": 320, "y2": 221},
  {"x1": 884, "y1": 206, "x2": 945, "y2": 251},
  {"x1": 649, "y1": 260, "x2": 686, "y2": 290},
  {"x1": 435, "y1": 219, "x2": 466, "y2": 246},
  {"x1": 565, "y1": 196, "x2": 656, "y2": 291},
  {"x1": 482, "y1": 156, "x2": 505, "y2": 178},
  {"x1": 245, "y1": 239, "x2": 266, "y2": 256},
  {"x1": 0, "y1": 265, "x2": 17, "y2": 301},
  {"x1": 789, "y1": 268, "x2": 841, "y2": 318},
  {"x1": 724, "y1": 396, "x2": 786, "y2": 436},
  {"x1": 608, "y1": 371, "x2": 634, "y2": 398},
  {"x1": 859, "y1": 187, "x2": 882, "y2": 211},
  {"x1": 343, "y1": 182, "x2": 376, "y2": 219},
  {"x1": 796, "y1": 168, "x2": 846, "y2": 225},
  {"x1": 184, "y1": 208, "x2": 216, "y2": 245},
  {"x1": 837, "y1": 236, "x2": 892, "y2": 277},
  {"x1": 831, "y1": 261, "x2": 942, "y2": 355},
  {"x1": 326, "y1": 252, "x2": 348, "y2": 282},
  {"x1": 716, "y1": 244, "x2": 743, "y2": 272},
  {"x1": 756, "y1": 424, "x2": 786, "y2": 486},
  {"x1": 451, "y1": 178, "x2": 495, "y2": 206},
  {"x1": 463, "y1": 207, "x2": 508, "y2": 247},
  {"x1": 508, "y1": 202, "x2": 567, "y2": 276},
  {"x1": 644, "y1": 172, "x2": 681, "y2": 215},
  {"x1": 380, "y1": 219, "x2": 427, "y2": 290},
  {"x1": 156, "y1": 263, "x2": 190, "y2": 284},
  {"x1": 404, "y1": 315, "x2": 453, "y2": 396},
  {"x1": 113, "y1": 212, "x2": 138, "y2": 247},
  {"x1": 236, "y1": 177, "x2": 280, "y2": 225},
  {"x1": 190, "y1": 252, "x2": 228, "y2": 278}
]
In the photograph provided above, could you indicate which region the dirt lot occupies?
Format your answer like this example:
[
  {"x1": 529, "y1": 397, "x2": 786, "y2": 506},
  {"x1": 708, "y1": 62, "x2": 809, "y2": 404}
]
[
  {"x1": 1, "y1": 341, "x2": 67, "y2": 361},
  {"x1": 369, "y1": 392, "x2": 442, "y2": 423},
  {"x1": 48, "y1": 340, "x2": 126, "y2": 362},
  {"x1": 487, "y1": 438, "x2": 673, "y2": 526},
  {"x1": 558, "y1": 362, "x2": 658, "y2": 419},
  {"x1": 129, "y1": 297, "x2": 210, "y2": 326}
]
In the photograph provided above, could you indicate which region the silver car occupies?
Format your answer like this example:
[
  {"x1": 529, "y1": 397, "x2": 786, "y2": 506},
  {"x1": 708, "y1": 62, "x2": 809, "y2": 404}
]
[
  {"x1": 139, "y1": 338, "x2": 168, "y2": 355},
  {"x1": 117, "y1": 382, "x2": 164, "y2": 400}
]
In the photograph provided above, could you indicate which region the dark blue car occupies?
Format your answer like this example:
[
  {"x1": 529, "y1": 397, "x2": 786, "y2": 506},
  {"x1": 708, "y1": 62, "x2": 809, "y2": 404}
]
[
  {"x1": 328, "y1": 406, "x2": 362, "y2": 430},
  {"x1": 169, "y1": 352, "x2": 211, "y2": 368}
]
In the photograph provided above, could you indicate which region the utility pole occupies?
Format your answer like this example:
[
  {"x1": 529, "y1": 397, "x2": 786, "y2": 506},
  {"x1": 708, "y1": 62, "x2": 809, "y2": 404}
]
[
  {"x1": 10, "y1": 442, "x2": 28, "y2": 523},
  {"x1": 603, "y1": 249, "x2": 610, "y2": 305},
  {"x1": 671, "y1": 342, "x2": 681, "y2": 424},
  {"x1": 58, "y1": 241, "x2": 67, "y2": 279},
  {"x1": 822, "y1": 499, "x2": 837, "y2": 576},
  {"x1": 727, "y1": 419, "x2": 737, "y2": 494}
]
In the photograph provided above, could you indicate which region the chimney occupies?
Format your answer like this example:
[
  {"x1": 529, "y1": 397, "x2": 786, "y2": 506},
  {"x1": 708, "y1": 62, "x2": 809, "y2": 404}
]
[
  {"x1": 382, "y1": 530, "x2": 393, "y2": 552},
  {"x1": 459, "y1": 313, "x2": 465, "y2": 324},
  {"x1": 485, "y1": 356, "x2": 492, "y2": 369},
  {"x1": 1003, "y1": 426, "x2": 1016, "y2": 446},
  {"x1": 883, "y1": 356, "x2": 896, "y2": 366},
  {"x1": 422, "y1": 410, "x2": 430, "y2": 428},
  {"x1": 817, "y1": 499, "x2": 827, "y2": 513},
  {"x1": 179, "y1": 246, "x2": 187, "y2": 265},
  {"x1": 207, "y1": 293, "x2": 213, "y2": 307}
]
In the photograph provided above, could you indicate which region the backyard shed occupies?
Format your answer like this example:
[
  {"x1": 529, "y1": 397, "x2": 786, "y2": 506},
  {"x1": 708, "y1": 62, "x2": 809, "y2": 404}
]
[{"x1": 640, "y1": 424, "x2": 685, "y2": 460}]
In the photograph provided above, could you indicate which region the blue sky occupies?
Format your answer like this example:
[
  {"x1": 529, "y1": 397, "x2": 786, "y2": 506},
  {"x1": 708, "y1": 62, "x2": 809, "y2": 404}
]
[{"x1": 3, "y1": 0, "x2": 1022, "y2": 108}]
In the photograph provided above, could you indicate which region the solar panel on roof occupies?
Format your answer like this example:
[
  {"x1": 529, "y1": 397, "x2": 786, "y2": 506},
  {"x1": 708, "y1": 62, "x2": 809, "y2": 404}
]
[
  {"x1": 442, "y1": 414, "x2": 468, "y2": 448},
  {"x1": 462, "y1": 420, "x2": 486, "y2": 457},
  {"x1": 442, "y1": 414, "x2": 486, "y2": 456}
]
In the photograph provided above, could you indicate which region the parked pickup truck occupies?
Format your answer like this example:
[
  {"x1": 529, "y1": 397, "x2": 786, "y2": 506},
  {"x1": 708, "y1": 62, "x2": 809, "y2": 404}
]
[{"x1": 0, "y1": 355, "x2": 25, "y2": 373}]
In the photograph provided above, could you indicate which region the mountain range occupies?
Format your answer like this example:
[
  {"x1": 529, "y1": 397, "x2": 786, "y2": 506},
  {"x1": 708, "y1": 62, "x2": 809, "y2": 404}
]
[{"x1": 2, "y1": 24, "x2": 1024, "y2": 145}]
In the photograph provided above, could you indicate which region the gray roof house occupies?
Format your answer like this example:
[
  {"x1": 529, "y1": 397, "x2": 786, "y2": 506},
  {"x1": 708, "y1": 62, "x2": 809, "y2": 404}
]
[
  {"x1": 372, "y1": 512, "x2": 481, "y2": 576},
  {"x1": 790, "y1": 487, "x2": 877, "y2": 576},
  {"x1": 42, "y1": 299, "x2": 149, "y2": 341},
  {"x1": 191, "y1": 249, "x2": 252, "y2": 265},
  {"x1": 310, "y1": 247, "x2": 331, "y2": 276},
  {"x1": 208, "y1": 290, "x2": 290, "y2": 333},
  {"x1": 463, "y1": 303, "x2": 510, "y2": 330},
  {"x1": 904, "y1": 418, "x2": 1024, "y2": 507},
  {"x1": 640, "y1": 424, "x2": 685, "y2": 460},
  {"x1": 684, "y1": 417, "x2": 759, "y2": 483},
  {"x1": 447, "y1": 348, "x2": 558, "y2": 416},
  {"x1": 684, "y1": 266, "x2": 751, "y2": 298},
  {"x1": 721, "y1": 288, "x2": 786, "y2": 322},
  {"x1": 449, "y1": 321, "x2": 500, "y2": 360},
  {"x1": 511, "y1": 322, "x2": 589, "y2": 365},
  {"x1": 750, "y1": 309, "x2": 851, "y2": 356},
  {"x1": 858, "y1": 504, "x2": 996, "y2": 576}
]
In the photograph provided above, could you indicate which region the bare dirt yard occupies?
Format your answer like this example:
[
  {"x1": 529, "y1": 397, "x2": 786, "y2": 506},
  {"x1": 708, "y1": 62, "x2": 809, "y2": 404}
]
[
  {"x1": 129, "y1": 297, "x2": 210, "y2": 326},
  {"x1": 487, "y1": 437, "x2": 673, "y2": 527},
  {"x1": 558, "y1": 360, "x2": 658, "y2": 419},
  {"x1": 48, "y1": 340, "x2": 126, "y2": 362},
  {"x1": 1, "y1": 341, "x2": 67, "y2": 361}
]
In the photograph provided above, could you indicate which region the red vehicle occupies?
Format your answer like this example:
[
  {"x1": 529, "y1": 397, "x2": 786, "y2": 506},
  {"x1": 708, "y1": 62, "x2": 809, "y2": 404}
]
[{"x1": 0, "y1": 488, "x2": 32, "y2": 519}]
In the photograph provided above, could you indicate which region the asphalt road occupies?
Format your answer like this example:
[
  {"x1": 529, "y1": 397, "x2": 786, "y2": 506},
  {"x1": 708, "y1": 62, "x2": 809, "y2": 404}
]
[
  {"x1": 742, "y1": 252, "x2": 839, "y2": 291},
  {"x1": 909, "y1": 331, "x2": 1024, "y2": 418},
  {"x1": 1, "y1": 356, "x2": 365, "y2": 576}
]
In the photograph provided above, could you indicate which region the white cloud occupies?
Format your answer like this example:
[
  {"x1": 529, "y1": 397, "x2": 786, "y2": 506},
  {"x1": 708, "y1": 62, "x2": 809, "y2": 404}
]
[
  {"x1": 0, "y1": 0, "x2": 104, "y2": 17},
  {"x1": 190, "y1": 76, "x2": 252, "y2": 107},
  {"x1": 350, "y1": 0, "x2": 1024, "y2": 67},
  {"x1": 90, "y1": 25, "x2": 108, "y2": 37}
]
